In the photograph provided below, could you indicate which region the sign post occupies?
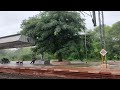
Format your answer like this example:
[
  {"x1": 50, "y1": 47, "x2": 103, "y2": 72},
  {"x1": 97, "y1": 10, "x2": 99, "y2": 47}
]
[{"x1": 100, "y1": 49, "x2": 107, "y2": 68}]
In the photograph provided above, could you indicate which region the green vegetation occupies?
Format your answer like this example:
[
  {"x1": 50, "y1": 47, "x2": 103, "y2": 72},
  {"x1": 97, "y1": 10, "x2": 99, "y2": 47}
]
[
  {"x1": 87, "y1": 23, "x2": 120, "y2": 60},
  {"x1": 0, "y1": 11, "x2": 119, "y2": 62},
  {"x1": 20, "y1": 11, "x2": 86, "y2": 62}
]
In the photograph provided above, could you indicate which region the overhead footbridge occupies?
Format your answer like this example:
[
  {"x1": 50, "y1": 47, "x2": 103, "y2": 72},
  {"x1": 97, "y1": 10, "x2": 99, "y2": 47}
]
[{"x1": 0, "y1": 34, "x2": 35, "y2": 49}]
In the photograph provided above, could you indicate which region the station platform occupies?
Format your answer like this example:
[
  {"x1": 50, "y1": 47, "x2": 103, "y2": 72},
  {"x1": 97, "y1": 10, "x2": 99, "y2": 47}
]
[{"x1": 0, "y1": 61, "x2": 120, "y2": 79}]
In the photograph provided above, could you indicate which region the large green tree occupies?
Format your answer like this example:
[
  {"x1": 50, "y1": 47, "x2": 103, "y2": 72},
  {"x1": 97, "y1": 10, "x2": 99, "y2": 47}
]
[
  {"x1": 106, "y1": 21, "x2": 120, "y2": 60},
  {"x1": 20, "y1": 11, "x2": 86, "y2": 62}
]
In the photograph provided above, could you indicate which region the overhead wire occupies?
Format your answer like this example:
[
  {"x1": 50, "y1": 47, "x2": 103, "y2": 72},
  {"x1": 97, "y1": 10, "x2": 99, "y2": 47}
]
[{"x1": 79, "y1": 11, "x2": 93, "y2": 61}]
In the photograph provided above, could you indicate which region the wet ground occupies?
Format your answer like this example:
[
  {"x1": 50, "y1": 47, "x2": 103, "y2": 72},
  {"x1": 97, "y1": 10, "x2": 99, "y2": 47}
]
[
  {"x1": 0, "y1": 60, "x2": 120, "y2": 79},
  {"x1": 0, "y1": 72, "x2": 64, "y2": 79},
  {"x1": 1, "y1": 60, "x2": 120, "y2": 68}
]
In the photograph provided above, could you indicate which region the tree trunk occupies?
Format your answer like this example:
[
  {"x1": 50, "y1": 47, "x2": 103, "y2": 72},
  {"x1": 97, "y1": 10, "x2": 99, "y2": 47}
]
[{"x1": 57, "y1": 52, "x2": 62, "y2": 62}]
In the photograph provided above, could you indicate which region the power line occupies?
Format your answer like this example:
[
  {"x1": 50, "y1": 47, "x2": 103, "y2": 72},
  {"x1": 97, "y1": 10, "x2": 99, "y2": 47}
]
[
  {"x1": 80, "y1": 11, "x2": 86, "y2": 17},
  {"x1": 89, "y1": 11, "x2": 93, "y2": 17},
  {"x1": 80, "y1": 11, "x2": 97, "y2": 27},
  {"x1": 80, "y1": 11, "x2": 92, "y2": 17}
]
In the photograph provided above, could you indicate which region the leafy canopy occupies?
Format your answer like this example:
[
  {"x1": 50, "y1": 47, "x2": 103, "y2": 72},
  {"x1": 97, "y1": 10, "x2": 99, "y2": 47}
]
[{"x1": 20, "y1": 11, "x2": 86, "y2": 61}]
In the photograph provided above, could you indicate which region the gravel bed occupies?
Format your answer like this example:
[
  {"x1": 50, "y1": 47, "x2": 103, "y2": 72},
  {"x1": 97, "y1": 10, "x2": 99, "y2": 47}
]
[{"x1": 0, "y1": 73, "x2": 64, "y2": 79}]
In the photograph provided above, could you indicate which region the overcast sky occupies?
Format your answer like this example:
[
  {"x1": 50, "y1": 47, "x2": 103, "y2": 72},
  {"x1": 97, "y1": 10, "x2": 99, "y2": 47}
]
[{"x1": 0, "y1": 11, "x2": 120, "y2": 37}]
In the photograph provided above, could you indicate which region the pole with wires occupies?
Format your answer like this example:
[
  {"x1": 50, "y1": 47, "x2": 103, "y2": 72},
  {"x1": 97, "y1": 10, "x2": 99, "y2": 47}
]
[
  {"x1": 98, "y1": 11, "x2": 107, "y2": 67},
  {"x1": 101, "y1": 11, "x2": 107, "y2": 68},
  {"x1": 101, "y1": 11, "x2": 106, "y2": 50},
  {"x1": 80, "y1": 11, "x2": 107, "y2": 67},
  {"x1": 98, "y1": 11, "x2": 103, "y2": 49},
  {"x1": 80, "y1": 11, "x2": 96, "y2": 62}
]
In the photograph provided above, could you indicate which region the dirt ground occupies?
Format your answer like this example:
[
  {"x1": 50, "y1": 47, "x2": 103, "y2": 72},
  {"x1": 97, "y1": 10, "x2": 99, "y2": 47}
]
[
  {"x1": 0, "y1": 60, "x2": 120, "y2": 79},
  {"x1": 0, "y1": 72, "x2": 65, "y2": 79}
]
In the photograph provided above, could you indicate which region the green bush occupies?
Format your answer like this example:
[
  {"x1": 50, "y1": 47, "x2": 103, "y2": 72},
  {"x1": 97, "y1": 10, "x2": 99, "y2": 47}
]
[
  {"x1": 19, "y1": 54, "x2": 32, "y2": 61},
  {"x1": 0, "y1": 58, "x2": 10, "y2": 64}
]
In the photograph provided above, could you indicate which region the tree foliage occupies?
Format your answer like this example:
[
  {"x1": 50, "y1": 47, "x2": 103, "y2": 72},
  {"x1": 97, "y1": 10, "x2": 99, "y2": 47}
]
[
  {"x1": 20, "y1": 11, "x2": 86, "y2": 61},
  {"x1": 106, "y1": 21, "x2": 120, "y2": 60},
  {"x1": 0, "y1": 13, "x2": 119, "y2": 62},
  {"x1": 88, "y1": 23, "x2": 120, "y2": 60}
]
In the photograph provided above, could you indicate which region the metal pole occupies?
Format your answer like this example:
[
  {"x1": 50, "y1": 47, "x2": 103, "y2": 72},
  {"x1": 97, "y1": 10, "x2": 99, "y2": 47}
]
[
  {"x1": 101, "y1": 11, "x2": 107, "y2": 68},
  {"x1": 84, "y1": 29, "x2": 87, "y2": 60},
  {"x1": 98, "y1": 11, "x2": 103, "y2": 49},
  {"x1": 101, "y1": 11, "x2": 106, "y2": 50},
  {"x1": 98, "y1": 11, "x2": 105, "y2": 64}
]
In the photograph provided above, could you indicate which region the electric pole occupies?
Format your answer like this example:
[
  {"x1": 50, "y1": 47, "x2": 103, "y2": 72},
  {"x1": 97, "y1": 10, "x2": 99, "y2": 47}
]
[
  {"x1": 98, "y1": 11, "x2": 106, "y2": 50},
  {"x1": 101, "y1": 11, "x2": 106, "y2": 50},
  {"x1": 98, "y1": 11, "x2": 107, "y2": 67},
  {"x1": 80, "y1": 11, "x2": 107, "y2": 64}
]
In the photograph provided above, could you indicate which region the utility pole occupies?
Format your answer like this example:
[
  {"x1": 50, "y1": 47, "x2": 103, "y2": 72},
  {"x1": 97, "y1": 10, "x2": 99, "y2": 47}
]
[
  {"x1": 98, "y1": 11, "x2": 107, "y2": 67},
  {"x1": 92, "y1": 11, "x2": 106, "y2": 49},
  {"x1": 80, "y1": 11, "x2": 107, "y2": 67},
  {"x1": 84, "y1": 29, "x2": 87, "y2": 61},
  {"x1": 101, "y1": 11, "x2": 106, "y2": 50},
  {"x1": 98, "y1": 11, "x2": 106, "y2": 50},
  {"x1": 98, "y1": 11, "x2": 104, "y2": 49}
]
